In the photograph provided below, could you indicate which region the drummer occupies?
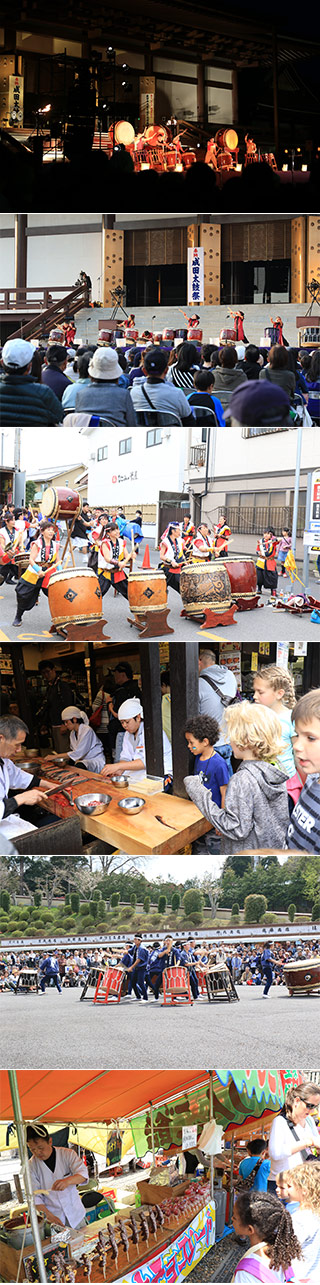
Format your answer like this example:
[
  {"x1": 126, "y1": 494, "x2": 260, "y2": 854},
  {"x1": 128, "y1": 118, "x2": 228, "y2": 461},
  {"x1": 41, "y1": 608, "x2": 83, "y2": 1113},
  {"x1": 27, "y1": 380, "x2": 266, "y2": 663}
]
[
  {"x1": 56, "y1": 706, "x2": 106, "y2": 773},
  {"x1": 188, "y1": 314, "x2": 200, "y2": 329},
  {"x1": 0, "y1": 512, "x2": 24, "y2": 585},
  {"x1": 180, "y1": 514, "x2": 195, "y2": 558},
  {"x1": 212, "y1": 514, "x2": 231, "y2": 558},
  {"x1": 0, "y1": 715, "x2": 55, "y2": 840},
  {"x1": 101, "y1": 696, "x2": 172, "y2": 782},
  {"x1": 98, "y1": 521, "x2": 135, "y2": 601},
  {"x1": 192, "y1": 523, "x2": 214, "y2": 561},
  {"x1": 12, "y1": 519, "x2": 59, "y2": 628},
  {"x1": 159, "y1": 523, "x2": 185, "y2": 593}
]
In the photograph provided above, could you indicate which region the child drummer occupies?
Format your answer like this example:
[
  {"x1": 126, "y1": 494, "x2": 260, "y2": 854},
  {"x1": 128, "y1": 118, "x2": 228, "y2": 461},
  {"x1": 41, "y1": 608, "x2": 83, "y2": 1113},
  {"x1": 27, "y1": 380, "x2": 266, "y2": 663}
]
[
  {"x1": 97, "y1": 522, "x2": 135, "y2": 601},
  {"x1": 12, "y1": 520, "x2": 59, "y2": 627}
]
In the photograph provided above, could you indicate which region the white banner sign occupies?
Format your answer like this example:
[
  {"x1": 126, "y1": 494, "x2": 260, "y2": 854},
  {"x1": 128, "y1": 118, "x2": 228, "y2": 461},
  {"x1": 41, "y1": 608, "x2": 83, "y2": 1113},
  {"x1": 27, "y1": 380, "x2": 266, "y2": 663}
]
[
  {"x1": 8, "y1": 75, "x2": 24, "y2": 126},
  {"x1": 182, "y1": 1124, "x2": 198, "y2": 1149},
  {"x1": 187, "y1": 246, "x2": 204, "y2": 306}
]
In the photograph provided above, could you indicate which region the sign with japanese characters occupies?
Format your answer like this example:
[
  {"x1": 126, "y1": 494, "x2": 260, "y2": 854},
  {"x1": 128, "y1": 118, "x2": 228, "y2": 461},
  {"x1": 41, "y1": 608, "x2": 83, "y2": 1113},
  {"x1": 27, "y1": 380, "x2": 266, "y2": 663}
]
[
  {"x1": 8, "y1": 75, "x2": 24, "y2": 125},
  {"x1": 187, "y1": 247, "x2": 204, "y2": 306}
]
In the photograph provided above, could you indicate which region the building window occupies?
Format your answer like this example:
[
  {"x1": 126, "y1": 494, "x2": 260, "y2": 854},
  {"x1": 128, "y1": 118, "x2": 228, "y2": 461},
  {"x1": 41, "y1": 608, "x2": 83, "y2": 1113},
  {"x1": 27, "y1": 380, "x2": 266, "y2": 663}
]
[
  {"x1": 97, "y1": 446, "x2": 108, "y2": 461},
  {"x1": 146, "y1": 428, "x2": 162, "y2": 447},
  {"x1": 225, "y1": 491, "x2": 305, "y2": 537},
  {"x1": 119, "y1": 438, "x2": 132, "y2": 455}
]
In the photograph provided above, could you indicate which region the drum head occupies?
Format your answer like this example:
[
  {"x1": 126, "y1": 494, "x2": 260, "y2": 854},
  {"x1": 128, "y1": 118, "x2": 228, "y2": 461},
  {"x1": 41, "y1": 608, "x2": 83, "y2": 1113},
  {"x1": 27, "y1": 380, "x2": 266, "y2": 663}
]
[
  {"x1": 145, "y1": 125, "x2": 167, "y2": 145},
  {"x1": 42, "y1": 487, "x2": 56, "y2": 517},
  {"x1": 114, "y1": 120, "x2": 135, "y2": 145},
  {"x1": 225, "y1": 128, "x2": 238, "y2": 151}
]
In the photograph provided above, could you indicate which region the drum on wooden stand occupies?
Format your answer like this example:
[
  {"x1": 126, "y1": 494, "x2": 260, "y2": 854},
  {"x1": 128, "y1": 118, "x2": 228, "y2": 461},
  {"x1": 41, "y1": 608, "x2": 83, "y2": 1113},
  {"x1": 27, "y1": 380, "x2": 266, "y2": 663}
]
[
  {"x1": 181, "y1": 150, "x2": 196, "y2": 169},
  {"x1": 127, "y1": 568, "x2": 173, "y2": 638},
  {"x1": 187, "y1": 327, "x2": 202, "y2": 341},
  {"x1": 215, "y1": 127, "x2": 238, "y2": 151},
  {"x1": 283, "y1": 958, "x2": 320, "y2": 997},
  {"x1": 48, "y1": 567, "x2": 103, "y2": 630},
  {"x1": 221, "y1": 557, "x2": 259, "y2": 610},
  {"x1": 180, "y1": 561, "x2": 236, "y2": 627},
  {"x1": 125, "y1": 328, "x2": 138, "y2": 341},
  {"x1": 42, "y1": 486, "x2": 80, "y2": 521},
  {"x1": 219, "y1": 327, "x2": 236, "y2": 343},
  {"x1": 216, "y1": 150, "x2": 232, "y2": 170},
  {"x1": 162, "y1": 328, "x2": 175, "y2": 341},
  {"x1": 144, "y1": 124, "x2": 168, "y2": 146},
  {"x1": 114, "y1": 120, "x2": 135, "y2": 147}
]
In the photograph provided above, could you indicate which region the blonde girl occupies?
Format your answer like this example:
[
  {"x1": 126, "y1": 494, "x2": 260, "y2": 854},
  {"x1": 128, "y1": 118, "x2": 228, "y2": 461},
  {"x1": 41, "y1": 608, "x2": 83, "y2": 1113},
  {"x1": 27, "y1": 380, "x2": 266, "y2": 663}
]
[
  {"x1": 253, "y1": 665, "x2": 295, "y2": 777},
  {"x1": 184, "y1": 701, "x2": 289, "y2": 853},
  {"x1": 278, "y1": 1163, "x2": 320, "y2": 1281}
]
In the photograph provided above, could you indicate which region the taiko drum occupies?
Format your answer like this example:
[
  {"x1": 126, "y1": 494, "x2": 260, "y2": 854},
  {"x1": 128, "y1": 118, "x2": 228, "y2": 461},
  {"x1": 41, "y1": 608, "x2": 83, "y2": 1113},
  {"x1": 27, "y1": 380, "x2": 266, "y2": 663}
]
[
  {"x1": 180, "y1": 562, "x2": 232, "y2": 618},
  {"x1": 162, "y1": 327, "x2": 175, "y2": 340},
  {"x1": 42, "y1": 486, "x2": 80, "y2": 521},
  {"x1": 187, "y1": 327, "x2": 202, "y2": 341},
  {"x1": 128, "y1": 568, "x2": 167, "y2": 616},
  {"x1": 219, "y1": 328, "x2": 236, "y2": 343},
  {"x1": 221, "y1": 557, "x2": 258, "y2": 610},
  {"x1": 48, "y1": 567, "x2": 103, "y2": 628},
  {"x1": 215, "y1": 127, "x2": 238, "y2": 151},
  {"x1": 283, "y1": 958, "x2": 320, "y2": 997}
]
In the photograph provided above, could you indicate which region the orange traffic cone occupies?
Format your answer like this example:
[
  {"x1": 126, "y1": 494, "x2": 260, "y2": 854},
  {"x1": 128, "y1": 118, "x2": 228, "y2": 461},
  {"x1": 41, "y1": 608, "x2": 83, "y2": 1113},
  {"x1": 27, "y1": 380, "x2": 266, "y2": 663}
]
[{"x1": 142, "y1": 544, "x2": 151, "y2": 569}]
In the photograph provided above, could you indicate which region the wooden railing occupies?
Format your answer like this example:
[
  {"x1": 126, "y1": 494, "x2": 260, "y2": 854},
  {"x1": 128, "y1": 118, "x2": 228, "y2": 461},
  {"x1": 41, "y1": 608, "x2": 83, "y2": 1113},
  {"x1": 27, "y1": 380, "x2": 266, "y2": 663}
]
[{"x1": 4, "y1": 283, "x2": 89, "y2": 341}]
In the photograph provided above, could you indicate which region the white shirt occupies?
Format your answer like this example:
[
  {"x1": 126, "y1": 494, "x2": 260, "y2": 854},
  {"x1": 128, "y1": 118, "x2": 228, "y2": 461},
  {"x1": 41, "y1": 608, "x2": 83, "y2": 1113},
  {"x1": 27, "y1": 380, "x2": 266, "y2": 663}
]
[
  {"x1": 120, "y1": 717, "x2": 172, "y2": 781},
  {"x1": 291, "y1": 1208, "x2": 320, "y2": 1282},
  {"x1": 268, "y1": 1114, "x2": 315, "y2": 1179},
  {"x1": 68, "y1": 722, "x2": 106, "y2": 773},
  {"x1": 30, "y1": 1146, "x2": 87, "y2": 1228},
  {"x1": 0, "y1": 759, "x2": 37, "y2": 838}
]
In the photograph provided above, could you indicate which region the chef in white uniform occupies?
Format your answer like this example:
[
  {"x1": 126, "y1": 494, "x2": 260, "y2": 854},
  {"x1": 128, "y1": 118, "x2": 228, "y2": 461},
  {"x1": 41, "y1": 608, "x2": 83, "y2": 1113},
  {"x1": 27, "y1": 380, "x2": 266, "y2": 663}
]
[
  {"x1": 101, "y1": 697, "x2": 172, "y2": 783},
  {"x1": 27, "y1": 1123, "x2": 88, "y2": 1229},
  {"x1": 57, "y1": 706, "x2": 106, "y2": 773},
  {"x1": 0, "y1": 716, "x2": 53, "y2": 839}
]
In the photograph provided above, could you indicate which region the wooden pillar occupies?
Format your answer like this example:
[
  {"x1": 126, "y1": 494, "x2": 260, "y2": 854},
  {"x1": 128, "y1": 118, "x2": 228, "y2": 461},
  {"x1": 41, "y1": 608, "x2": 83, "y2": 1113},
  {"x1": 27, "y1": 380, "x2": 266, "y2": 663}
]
[
  {"x1": 14, "y1": 214, "x2": 27, "y2": 294},
  {"x1": 0, "y1": 53, "x2": 15, "y2": 127},
  {"x1": 232, "y1": 68, "x2": 238, "y2": 125},
  {"x1": 187, "y1": 224, "x2": 198, "y2": 250},
  {"x1": 307, "y1": 216, "x2": 320, "y2": 297},
  {"x1": 11, "y1": 646, "x2": 35, "y2": 740},
  {"x1": 272, "y1": 27, "x2": 279, "y2": 157},
  {"x1": 197, "y1": 63, "x2": 205, "y2": 124},
  {"x1": 199, "y1": 222, "x2": 221, "y2": 305},
  {"x1": 291, "y1": 217, "x2": 306, "y2": 303},
  {"x1": 102, "y1": 225, "x2": 124, "y2": 308},
  {"x1": 139, "y1": 644, "x2": 164, "y2": 778},
  {"x1": 170, "y1": 644, "x2": 199, "y2": 798}
]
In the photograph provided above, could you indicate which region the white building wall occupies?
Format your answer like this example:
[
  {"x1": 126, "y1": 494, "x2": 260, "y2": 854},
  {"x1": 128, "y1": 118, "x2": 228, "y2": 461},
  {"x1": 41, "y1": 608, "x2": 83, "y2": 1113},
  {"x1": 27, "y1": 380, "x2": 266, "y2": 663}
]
[
  {"x1": 27, "y1": 230, "x2": 102, "y2": 297},
  {"x1": 85, "y1": 425, "x2": 187, "y2": 517},
  {"x1": 212, "y1": 425, "x2": 319, "y2": 481}
]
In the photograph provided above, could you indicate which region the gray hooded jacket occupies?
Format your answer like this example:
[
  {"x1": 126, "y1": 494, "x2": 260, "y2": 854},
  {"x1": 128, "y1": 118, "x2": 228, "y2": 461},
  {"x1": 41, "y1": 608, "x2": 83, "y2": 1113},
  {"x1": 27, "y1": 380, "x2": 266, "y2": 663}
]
[{"x1": 184, "y1": 760, "x2": 289, "y2": 853}]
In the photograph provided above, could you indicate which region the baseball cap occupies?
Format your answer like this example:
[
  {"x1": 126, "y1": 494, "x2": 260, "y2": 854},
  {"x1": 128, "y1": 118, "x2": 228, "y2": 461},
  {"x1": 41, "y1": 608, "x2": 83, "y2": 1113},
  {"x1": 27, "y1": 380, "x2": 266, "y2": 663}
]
[
  {"x1": 88, "y1": 348, "x2": 122, "y2": 380},
  {"x1": 2, "y1": 338, "x2": 34, "y2": 369},
  {"x1": 143, "y1": 346, "x2": 168, "y2": 374},
  {"x1": 225, "y1": 382, "x2": 291, "y2": 426}
]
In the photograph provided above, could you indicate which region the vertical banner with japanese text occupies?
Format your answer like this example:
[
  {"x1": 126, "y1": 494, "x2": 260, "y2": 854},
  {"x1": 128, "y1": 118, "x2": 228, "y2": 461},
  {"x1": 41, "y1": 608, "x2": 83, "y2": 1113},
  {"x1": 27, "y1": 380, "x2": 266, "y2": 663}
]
[{"x1": 187, "y1": 246, "x2": 204, "y2": 306}]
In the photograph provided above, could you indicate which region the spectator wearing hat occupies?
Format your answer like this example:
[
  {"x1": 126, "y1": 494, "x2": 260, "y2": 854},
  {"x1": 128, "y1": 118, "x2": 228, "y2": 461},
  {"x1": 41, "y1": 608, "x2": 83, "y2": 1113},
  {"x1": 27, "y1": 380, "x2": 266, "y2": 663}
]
[
  {"x1": 0, "y1": 339, "x2": 63, "y2": 426},
  {"x1": 212, "y1": 346, "x2": 248, "y2": 410},
  {"x1": 73, "y1": 347, "x2": 136, "y2": 424},
  {"x1": 130, "y1": 347, "x2": 194, "y2": 425},
  {"x1": 41, "y1": 344, "x2": 71, "y2": 400},
  {"x1": 225, "y1": 381, "x2": 292, "y2": 428}
]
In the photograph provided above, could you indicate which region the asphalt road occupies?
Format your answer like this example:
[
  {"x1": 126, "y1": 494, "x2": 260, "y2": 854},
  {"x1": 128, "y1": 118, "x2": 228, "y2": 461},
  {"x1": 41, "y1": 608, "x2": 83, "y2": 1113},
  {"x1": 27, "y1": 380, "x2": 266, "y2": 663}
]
[
  {"x1": 2, "y1": 984, "x2": 319, "y2": 1069},
  {"x1": 1, "y1": 546, "x2": 319, "y2": 643}
]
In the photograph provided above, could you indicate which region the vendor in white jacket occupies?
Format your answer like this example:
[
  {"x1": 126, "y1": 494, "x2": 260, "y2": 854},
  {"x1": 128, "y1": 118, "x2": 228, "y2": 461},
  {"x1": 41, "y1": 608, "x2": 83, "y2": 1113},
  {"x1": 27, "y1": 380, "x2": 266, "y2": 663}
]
[
  {"x1": 101, "y1": 697, "x2": 172, "y2": 782},
  {"x1": 55, "y1": 706, "x2": 106, "y2": 773},
  {"x1": 27, "y1": 1123, "x2": 87, "y2": 1228},
  {"x1": 0, "y1": 716, "x2": 53, "y2": 840}
]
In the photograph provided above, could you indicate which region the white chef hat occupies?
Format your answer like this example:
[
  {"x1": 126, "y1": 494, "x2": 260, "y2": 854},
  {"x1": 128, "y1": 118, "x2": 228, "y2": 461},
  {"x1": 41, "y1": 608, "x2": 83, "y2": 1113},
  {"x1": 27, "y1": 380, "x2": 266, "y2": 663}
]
[
  {"x1": 61, "y1": 706, "x2": 89, "y2": 724},
  {"x1": 118, "y1": 698, "x2": 143, "y2": 721}
]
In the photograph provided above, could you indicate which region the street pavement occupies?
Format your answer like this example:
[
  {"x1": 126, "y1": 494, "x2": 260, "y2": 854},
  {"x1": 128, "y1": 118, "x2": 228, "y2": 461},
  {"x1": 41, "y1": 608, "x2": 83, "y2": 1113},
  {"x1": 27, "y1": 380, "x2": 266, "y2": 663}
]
[
  {"x1": 2, "y1": 983, "x2": 318, "y2": 1068},
  {"x1": 1, "y1": 545, "x2": 320, "y2": 642}
]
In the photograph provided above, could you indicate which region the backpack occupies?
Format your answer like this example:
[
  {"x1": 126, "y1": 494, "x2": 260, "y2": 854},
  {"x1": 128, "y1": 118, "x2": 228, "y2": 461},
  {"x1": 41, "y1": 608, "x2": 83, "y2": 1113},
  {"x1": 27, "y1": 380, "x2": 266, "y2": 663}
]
[
  {"x1": 235, "y1": 1157, "x2": 263, "y2": 1193},
  {"x1": 200, "y1": 671, "x2": 236, "y2": 708}
]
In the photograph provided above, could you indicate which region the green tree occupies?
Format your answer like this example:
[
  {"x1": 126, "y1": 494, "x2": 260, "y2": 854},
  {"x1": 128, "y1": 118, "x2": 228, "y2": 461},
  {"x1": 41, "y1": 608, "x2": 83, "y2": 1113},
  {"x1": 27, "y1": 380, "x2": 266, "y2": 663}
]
[
  {"x1": 70, "y1": 892, "x2": 80, "y2": 914},
  {"x1": 244, "y1": 894, "x2": 268, "y2": 924},
  {"x1": 99, "y1": 900, "x2": 106, "y2": 918},
  {"x1": 172, "y1": 892, "x2": 180, "y2": 912},
  {"x1": 312, "y1": 900, "x2": 320, "y2": 922},
  {"x1": 110, "y1": 892, "x2": 120, "y2": 908},
  {"x1": 92, "y1": 889, "x2": 101, "y2": 902},
  {"x1": 183, "y1": 888, "x2": 204, "y2": 917},
  {"x1": 143, "y1": 896, "x2": 150, "y2": 914},
  {"x1": 34, "y1": 892, "x2": 42, "y2": 907},
  {"x1": 287, "y1": 903, "x2": 296, "y2": 923},
  {"x1": 130, "y1": 894, "x2": 137, "y2": 908},
  {"x1": 25, "y1": 480, "x2": 37, "y2": 507},
  {"x1": 0, "y1": 891, "x2": 10, "y2": 913},
  {"x1": 65, "y1": 894, "x2": 70, "y2": 906},
  {"x1": 90, "y1": 902, "x2": 98, "y2": 921},
  {"x1": 158, "y1": 895, "x2": 167, "y2": 914},
  {"x1": 231, "y1": 902, "x2": 240, "y2": 917}
]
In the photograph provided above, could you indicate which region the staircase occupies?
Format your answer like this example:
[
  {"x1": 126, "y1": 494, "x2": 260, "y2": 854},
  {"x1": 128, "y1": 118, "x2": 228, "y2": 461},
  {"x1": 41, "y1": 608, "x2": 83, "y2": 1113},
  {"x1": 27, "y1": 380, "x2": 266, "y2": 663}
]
[{"x1": 6, "y1": 283, "x2": 89, "y2": 342}]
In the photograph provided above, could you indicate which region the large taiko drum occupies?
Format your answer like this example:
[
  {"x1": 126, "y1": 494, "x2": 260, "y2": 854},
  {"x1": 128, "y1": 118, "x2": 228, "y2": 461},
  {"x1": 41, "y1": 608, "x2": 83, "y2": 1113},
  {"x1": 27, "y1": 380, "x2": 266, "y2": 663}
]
[
  {"x1": 144, "y1": 125, "x2": 167, "y2": 146},
  {"x1": 215, "y1": 127, "x2": 238, "y2": 151},
  {"x1": 283, "y1": 958, "x2": 320, "y2": 997},
  {"x1": 48, "y1": 567, "x2": 103, "y2": 629},
  {"x1": 128, "y1": 568, "x2": 167, "y2": 617},
  {"x1": 154, "y1": 331, "x2": 163, "y2": 342},
  {"x1": 114, "y1": 120, "x2": 135, "y2": 146},
  {"x1": 162, "y1": 328, "x2": 175, "y2": 340},
  {"x1": 182, "y1": 150, "x2": 196, "y2": 168},
  {"x1": 42, "y1": 486, "x2": 80, "y2": 521},
  {"x1": 221, "y1": 557, "x2": 258, "y2": 610},
  {"x1": 166, "y1": 148, "x2": 177, "y2": 170},
  {"x1": 98, "y1": 329, "x2": 113, "y2": 343},
  {"x1": 187, "y1": 328, "x2": 202, "y2": 341},
  {"x1": 180, "y1": 562, "x2": 232, "y2": 619},
  {"x1": 216, "y1": 149, "x2": 232, "y2": 170},
  {"x1": 177, "y1": 328, "x2": 188, "y2": 340},
  {"x1": 219, "y1": 327, "x2": 236, "y2": 343},
  {"x1": 125, "y1": 328, "x2": 139, "y2": 341}
]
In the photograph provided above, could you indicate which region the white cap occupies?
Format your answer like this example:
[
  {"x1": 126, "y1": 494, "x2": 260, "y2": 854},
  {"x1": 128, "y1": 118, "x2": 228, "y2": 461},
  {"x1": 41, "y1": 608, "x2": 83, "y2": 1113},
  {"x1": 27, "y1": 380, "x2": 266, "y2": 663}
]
[
  {"x1": 88, "y1": 348, "x2": 122, "y2": 381},
  {"x1": 2, "y1": 338, "x2": 34, "y2": 369},
  {"x1": 61, "y1": 706, "x2": 89, "y2": 723},
  {"x1": 118, "y1": 698, "x2": 143, "y2": 721}
]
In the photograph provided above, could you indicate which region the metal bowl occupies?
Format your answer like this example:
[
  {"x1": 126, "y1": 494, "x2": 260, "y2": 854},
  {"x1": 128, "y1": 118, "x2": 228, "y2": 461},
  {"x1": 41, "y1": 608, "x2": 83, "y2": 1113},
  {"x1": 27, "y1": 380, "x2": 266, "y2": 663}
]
[
  {"x1": 19, "y1": 761, "x2": 40, "y2": 773},
  {"x1": 117, "y1": 796, "x2": 145, "y2": 816},
  {"x1": 110, "y1": 774, "x2": 130, "y2": 788},
  {"x1": 75, "y1": 792, "x2": 112, "y2": 816},
  {"x1": 50, "y1": 755, "x2": 67, "y2": 766}
]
